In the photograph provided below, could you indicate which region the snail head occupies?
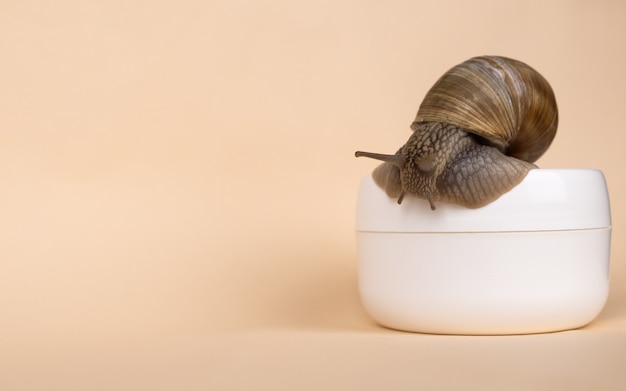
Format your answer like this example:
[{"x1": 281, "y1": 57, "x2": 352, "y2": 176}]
[{"x1": 355, "y1": 128, "x2": 441, "y2": 210}]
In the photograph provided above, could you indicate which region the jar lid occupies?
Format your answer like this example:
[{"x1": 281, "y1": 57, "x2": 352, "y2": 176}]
[{"x1": 356, "y1": 169, "x2": 611, "y2": 233}]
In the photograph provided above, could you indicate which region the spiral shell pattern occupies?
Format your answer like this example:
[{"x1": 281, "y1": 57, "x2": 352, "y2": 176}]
[{"x1": 413, "y1": 56, "x2": 558, "y2": 163}]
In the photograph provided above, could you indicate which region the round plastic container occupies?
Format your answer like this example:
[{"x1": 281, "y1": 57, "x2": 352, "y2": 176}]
[{"x1": 356, "y1": 169, "x2": 611, "y2": 335}]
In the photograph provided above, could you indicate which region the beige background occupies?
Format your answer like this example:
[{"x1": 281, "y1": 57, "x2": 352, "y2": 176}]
[{"x1": 1, "y1": 0, "x2": 625, "y2": 389}]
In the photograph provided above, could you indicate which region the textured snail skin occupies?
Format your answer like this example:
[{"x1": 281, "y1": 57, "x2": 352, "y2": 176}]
[
  {"x1": 369, "y1": 122, "x2": 536, "y2": 209},
  {"x1": 355, "y1": 55, "x2": 558, "y2": 210}
]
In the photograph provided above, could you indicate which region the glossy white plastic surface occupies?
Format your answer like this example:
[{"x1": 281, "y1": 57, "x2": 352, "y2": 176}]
[{"x1": 356, "y1": 169, "x2": 612, "y2": 335}]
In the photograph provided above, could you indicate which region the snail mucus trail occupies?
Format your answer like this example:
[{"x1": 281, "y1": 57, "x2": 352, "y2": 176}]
[{"x1": 355, "y1": 55, "x2": 558, "y2": 210}]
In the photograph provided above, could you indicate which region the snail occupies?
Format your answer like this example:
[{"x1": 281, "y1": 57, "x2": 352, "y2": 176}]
[{"x1": 355, "y1": 55, "x2": 558, "y2": 210}]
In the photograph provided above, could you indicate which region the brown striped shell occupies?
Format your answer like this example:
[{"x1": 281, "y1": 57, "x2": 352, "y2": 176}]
[{"x1": 413, "y1": 56, "x2": 558, "y2": 163}]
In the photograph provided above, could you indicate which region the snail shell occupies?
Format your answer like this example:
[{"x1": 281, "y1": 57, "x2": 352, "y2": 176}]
[{"x1": 355, "y1": 55, "x2": 558, "y2": 210}]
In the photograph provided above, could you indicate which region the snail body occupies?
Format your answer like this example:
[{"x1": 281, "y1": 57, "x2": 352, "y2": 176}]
[{"x1": 355, "y1": 55, "x2": 558, "y2": 210}]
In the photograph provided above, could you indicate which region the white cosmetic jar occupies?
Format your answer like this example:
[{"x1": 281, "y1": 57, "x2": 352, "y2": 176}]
[{"x1": 356, "y1": 169, "x2": 611, "y2": 335}]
